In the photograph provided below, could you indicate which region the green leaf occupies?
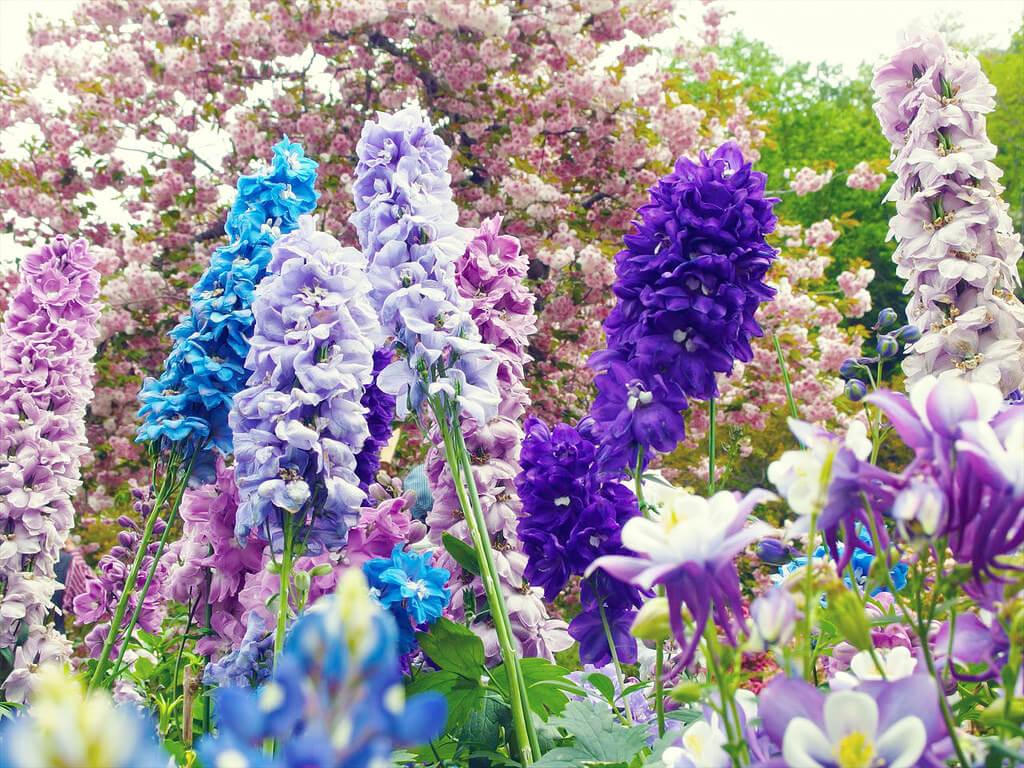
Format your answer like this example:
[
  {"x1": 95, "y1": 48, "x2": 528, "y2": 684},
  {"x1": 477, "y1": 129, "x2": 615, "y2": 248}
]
[
  {"x1": 586, "y1": 672, "x2": 616, "y2": 704},
  {"x1": 532, "y1": 701, "x2": 649, "y2": 767},
  {"x1": 455, "y1": 694, "x2": 508, "y2": 753},
  {"x1": 418, "y1": 617, "x2": 486, "y2": 678},
  {"x1": 407, "y1": 669, "x2": 486, "y2": 730},
  {"x1": 490, "y1": 657, "x2": 583, "y2": 720},
  {"x1": 442, "y1": 532, "x2": 481, "y2": 575}
]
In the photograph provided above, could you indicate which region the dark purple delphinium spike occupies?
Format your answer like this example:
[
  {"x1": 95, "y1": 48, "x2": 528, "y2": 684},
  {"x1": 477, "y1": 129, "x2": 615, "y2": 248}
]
[
  {"x1": 354, "y1": 349, "x2": 397, "y2": 496},
  {"x1": 587, "y1": 142, "x2": 779, "y2": 471}
]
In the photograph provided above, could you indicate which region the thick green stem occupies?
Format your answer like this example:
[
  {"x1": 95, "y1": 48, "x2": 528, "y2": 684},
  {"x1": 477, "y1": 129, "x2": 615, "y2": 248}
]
[
  {"x1": 88, "y1": 453, "x2": 180, "y2": 692},
  {"x1": 598, "y1": 602, "x2": 633, "y2": 724},
  {"x1": 707, "y1": 398, "x2": 717, "y2": 494},
  {"x1": 434, "y1": 400, "x2": 537, "y2": 764}
]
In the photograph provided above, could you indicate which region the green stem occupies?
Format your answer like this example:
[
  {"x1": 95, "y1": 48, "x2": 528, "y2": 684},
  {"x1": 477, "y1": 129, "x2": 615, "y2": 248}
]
[
  {"x1": 703, "y1": 625, "x2": 748, "y2": 765},
  {"x1": 434, "y1": 399, "x2": 537, "y2": 765},
  {"x1": 772, "y1": 332, "x2": 799, "y2": 420},
  {"x1": 801, "y1": 510, "x2": 820, "y2": 682},
  {"x1": 88, "y1": 452, "x2": 181, "y2": 692},
  {"x1": 598, "y1": 602, "x2": 633, "y2": 724},
  {"x1": 707, "y1": 398, "x2": 717, "y2": 494},
  {"x1": 273, "y1": 513, "x2": 295, "y2": 665}
]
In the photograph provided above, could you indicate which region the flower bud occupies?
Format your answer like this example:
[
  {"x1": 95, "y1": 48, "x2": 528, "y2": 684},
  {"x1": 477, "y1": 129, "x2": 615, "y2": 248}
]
[
  {"x1": 293, "y1": 569, "x2": 311, "y2": 593},
  {"x1": 894, "y1": 324, "x2": 921, "y2": 343},
  {"x1": 845, "y1": 379, "x2": 868, "y2": 402},
  {"x1": 669, "y1": 680, "x2": 703, "y2": 703},
  {"x1": 838, "y1": 358, "x2": 864, "y2": 379},
  {"x1": 749, "y1": 589, "x2": 798, "y2": 648},
  {"x1": 755, "y1": 539, "x2": 792, "y2": 566},
  {"x1": 874, "y1": 307, "x2": 898, "y2": 330},
  {"x1": 265, "y1": 558, "x2": 281, "y2": 574},
  {"x1": 876, "y1": 334, "x2": 899, "y2": 359},
  {"x1": 630, "y1": 596, "x2": 671, "y2": 643},
  {"x1": 827, "y1": 586, "x2": 873, "y2": 651},
  {"x1": 310, "y1": 563, "x2": 333, "y2": 578},
  {"x1": 892, "y1": 478, "x2": 947, "y2": 538},
  {"x1": 116, "y1": 516, "x2": 138, "y2": 530}
]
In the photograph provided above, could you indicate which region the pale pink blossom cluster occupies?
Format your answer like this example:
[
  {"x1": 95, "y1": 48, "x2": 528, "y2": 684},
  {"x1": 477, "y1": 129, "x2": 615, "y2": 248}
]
[
  {"x1": 425, "y1": 217, "x2": 571, "y2": 661},
  {"x1": 804, "y1": 219, "x2": 840, "y2": 249},
  {"x1": 837, "y1": 265, "x2": 876, "y2": 318},
  {"x1": 789, "y1": 166, "x2": 834, "y2": 196},
  {"x1": 873, "y1": 29, "x2": 1024, "y2": 394},
  {"x1": 845, "y1": 161, "x2": 887, "y2": 191},
  {"x1": 577, "y1": 244, "x2": 616, "y2": 291}
]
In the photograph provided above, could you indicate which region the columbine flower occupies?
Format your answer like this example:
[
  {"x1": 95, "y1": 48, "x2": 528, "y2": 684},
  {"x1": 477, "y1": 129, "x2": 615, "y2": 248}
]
[
  {"x1": 587, "y1": 142, "x2": 778, "y2": 471},
  {"x1": 866, "y1": 375, "x2": 1024, "y2": 580},
  {"x1": 230, "y1": 215, "x2": 382, "y2": 553},
  {"x1": 830, "y1": 646, "x2": 918, "y2": 690},
  {"x1": 757, "y1": 675, "x2": 948, "y2": 768},
  {"x1": 0, "y1": 235, "x2": 100, "y2": 701},
  {"x1": 587, "y1": 487, "x2": 773, "y2": 667},
  {"x1": 197, "y1": 569, "x2": 446, "y2": 768},
  {"x1": 0, "y1": 666, "x2": 167, "y2": 767},
  {"x1": 662, "y1": 718, "x2": 731, "y2": 768},
  {"x1": 137, "y1": 138, "x2": 319, "y2": 459}
]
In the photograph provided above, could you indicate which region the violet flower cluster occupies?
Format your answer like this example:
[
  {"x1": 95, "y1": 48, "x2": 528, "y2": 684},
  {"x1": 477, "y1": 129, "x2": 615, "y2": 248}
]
[
  {"x1": 588, "y1": 143, "x2": 779, "y2": 471},
  {"x1": 162, "y1": 458, "x2": 264, "y2": 656},
  {"x1": 0, "y1": 235, "x2": 100, "y2": 702},
  {"x1": 351, "y1": 107, "x2": 500, "y2": 424},
  {"x1": 73, "y1": 490, "x2": 171, "y2": 660},
  {"x1": 354, "y1": 349, "x2": 396, "y2": 494},
  {"x1": 137, "y1": 138, "x2": 319, "y2": 461},
  {"x1": 423, "y1": 217, "x2": 570, "y2": 661},
  {"x1": 872, "y1": 30, "x2": 1024, "y2": 395},
  {"x1": 515, "y1": 418, "x2": 643, "y2": 666},
  {"x1": 230, "y1": 215, "x2": 382, "y2": 553},
  {"x1": 197, "y1": 570, "x2": 445, "y2": 768}
]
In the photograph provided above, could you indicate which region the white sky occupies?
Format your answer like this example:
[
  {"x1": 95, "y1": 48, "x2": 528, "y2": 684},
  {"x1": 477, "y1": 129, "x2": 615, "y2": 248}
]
[{"x1": 1, "y1": 0, "x2": 1022, "y2": 264}]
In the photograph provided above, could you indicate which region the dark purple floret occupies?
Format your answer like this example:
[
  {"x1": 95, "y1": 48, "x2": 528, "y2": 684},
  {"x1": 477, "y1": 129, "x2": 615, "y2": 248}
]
[{"x1": 354, "y1": 348, "x2": 397, "y2": 495}]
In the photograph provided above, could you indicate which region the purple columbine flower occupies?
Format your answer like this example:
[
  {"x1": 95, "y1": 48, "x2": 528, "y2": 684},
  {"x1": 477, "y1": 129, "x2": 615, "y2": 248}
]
[
  {"x1": 587, "y1": 486, "x2": 773, "y2": 667},
  {"x1": 230, "y1": 215, "x2": 382, "y2": 552},
  {"x1": 756, "y1": 675, "x2": 950, "y2": 767},
  {"x1": 587, "y1": 142, "x2": 779, "y2": 471}
]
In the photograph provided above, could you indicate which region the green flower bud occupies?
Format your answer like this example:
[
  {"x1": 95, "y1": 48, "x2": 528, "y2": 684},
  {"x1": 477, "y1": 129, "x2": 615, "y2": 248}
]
[
  {"x1": 310, "y1": 563, "x2": 334, "y2": 578},
  {"x1": 293, "y1": 569, "x2": 311, "y2": 593},
  {"x1": 630, "y1": 597, "x2": 671, "y2": 643},
  {"x1": 669, "y1": 680, "x2": 703, "y2": 704},
  {"x1": 827, "y1": 586, "x2": 873, "y2": 651}
]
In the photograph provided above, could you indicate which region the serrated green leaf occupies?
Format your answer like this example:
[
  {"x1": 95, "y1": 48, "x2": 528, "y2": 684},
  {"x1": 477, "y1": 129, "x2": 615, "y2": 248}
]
[
  {"x1": 442, "y1": 532, "x2": 482, "y2": 575},
  {"x1": 490, "y1": 657, "x2": 582, "y2": 720},
  {"x1": 532, "y1": 700, "x2": 649, "y2": 767},
  {"x1": 419, "y1": 617, "x2": 486, "y2": 678},
  {"x1": 406, "y1": 669, "x2": 486, "y2": 730}
]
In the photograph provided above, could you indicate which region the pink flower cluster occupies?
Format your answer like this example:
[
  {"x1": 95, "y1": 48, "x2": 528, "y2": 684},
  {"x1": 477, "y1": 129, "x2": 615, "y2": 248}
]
[
  {"x1": 845, "y1": 161, "x2": 887, "y2": 191},
  {"x1": 789, "y1": 166, "x2": 834, "y2": 196},
  {"x1": 837, "y1": 265, "x2": 876, "y2": 318},
  {"x1": 425, "y1": 217, "x2": 570, "y2": 661},
  {"x1": 0, "y1": 236, "x2": 100, "y2": 702},
  {"x1": 873, "y1": 29, "x2": 1024, "y2": 394}
]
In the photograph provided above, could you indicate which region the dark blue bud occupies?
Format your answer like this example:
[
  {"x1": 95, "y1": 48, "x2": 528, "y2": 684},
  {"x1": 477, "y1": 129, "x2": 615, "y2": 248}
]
[
  {"x1": 756, "y1": 539, "x2": 792, "y2": 566},
  {"x1": 839, "y1": 359, "x2": 864, "y2": 379},
  {"x1": 876, "y1": 334, "x2": 899, "y2": 360},
  {"x1": 874, "y1": 307, "x2": 898, "y2": 330},
  {"x1": 895, "y1": 324, "x2": 922, "y2": 343},
  {"x1": 846, "y1": 379, "x2": 868, "y2": 401}
]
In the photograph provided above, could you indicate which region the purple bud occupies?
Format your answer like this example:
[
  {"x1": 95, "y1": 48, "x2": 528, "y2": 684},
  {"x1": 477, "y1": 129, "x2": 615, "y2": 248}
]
[
  {"x1": 874, "y1": 307, "x2": 898, "y2": 330},
  {"x1": 116, "y1": 531, "x2": 136, "y2": 549},
  {"x1": 845, "y1": 379, "x2": 868, "y2": 402},
  {"x1": 116, "y1": 515, "x2": 138, "y2": 530},
  {"x1": 838, "y1": 359, "x2": 864, "y2": 379},
  {"x1": 153, "y1": 519, "x2": 167, "y2": 536},
  {"x1": 876, "y1": 334, "x2": 899, "y2": 359},
  {"x1": 749, "y1": 589, "x2": 798, "y2": 647},
  {"x1": 756, "y1": 539, "x2": 792, "y2": 565}
]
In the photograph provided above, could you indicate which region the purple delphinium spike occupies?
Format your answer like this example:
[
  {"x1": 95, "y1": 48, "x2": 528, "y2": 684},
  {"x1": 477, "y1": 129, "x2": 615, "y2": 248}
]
[{"x1": 0, "y1": 235, "x2": 100, "y2": 702}]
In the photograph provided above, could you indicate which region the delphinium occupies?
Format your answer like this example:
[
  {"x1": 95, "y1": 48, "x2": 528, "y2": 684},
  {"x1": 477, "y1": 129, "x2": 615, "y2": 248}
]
[
  {"x1": 0, "y1": 235, "x2": 100, "y2": 702},
  {"x1": 351, "y1": 107, "x2": 538, "y2": 761},
  {"x1": 515, "y1": 419, "x2": 642, "y2": 678},
  {"x1": 230, "y1": 214, "x2": 381, "y2": 660},
  {"x1": 354, "y1": 349, "x2": 397, "y2": 494},
  {"x1": 424, "y1": 216, "x2": 570, "y2": 662},
  {"x1": 872, "y1": 30, "x2": 1024, "y2": 396},
  {"x1": 587, "y1": 141, "x2": 779, "y2": 475},
  {"x1": 197, "y1": 569, "x2": 446, "y2": 767},
  {"x1": 87, "y1": 139, "x2": 319, "y2": 691}
]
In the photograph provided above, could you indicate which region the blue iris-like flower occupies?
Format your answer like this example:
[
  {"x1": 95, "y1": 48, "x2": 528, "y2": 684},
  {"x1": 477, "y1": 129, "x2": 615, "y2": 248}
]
[
  {"x1": 775, "y1": 528, "x2": 908, "y2": 597},
  {"x1": 364, "y1": 545, "x2": 451, "y2": 647},
  {"x1": 137, "y1": 138, "x2": 319, "y2": 461}
]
